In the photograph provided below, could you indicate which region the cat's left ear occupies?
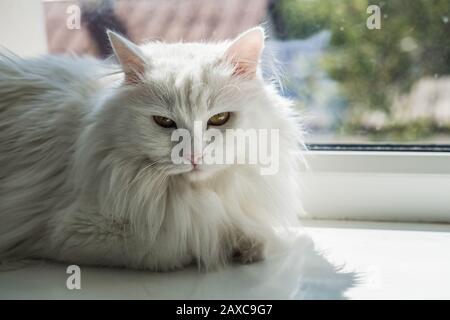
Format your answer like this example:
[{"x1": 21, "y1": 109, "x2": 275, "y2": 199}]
[
  {"x1": 107, "y1": 30, "x2": 147, "y2": 84},
  {"x1": 224, "y1": 27, "x2": 265, "y2": 79}
]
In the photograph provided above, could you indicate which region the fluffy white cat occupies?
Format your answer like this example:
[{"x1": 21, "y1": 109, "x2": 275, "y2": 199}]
[{"x1": 0, "y1": 27, "x2": 303, "y2": 271}]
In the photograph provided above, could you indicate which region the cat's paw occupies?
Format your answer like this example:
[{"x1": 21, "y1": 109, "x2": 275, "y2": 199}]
[{"x1": 233, "y1": 238, "x2": 266, "y2": 264}]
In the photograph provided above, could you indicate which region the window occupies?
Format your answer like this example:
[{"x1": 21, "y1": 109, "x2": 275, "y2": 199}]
[
  {"x1": 3, "y1": 0, "x2": 450, "y2": 222},
  {"x1": 36, "y1": 0, "x2": 450, "y2": 145},
  {"x1": 269, "y1": 0, "x2": 450, "y2": 145}
]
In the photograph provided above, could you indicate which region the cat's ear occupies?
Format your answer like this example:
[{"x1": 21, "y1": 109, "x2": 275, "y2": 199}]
[
  {"x1": 107, "y1": 30, "x2": 147, "y2": 84},
  {"x1": 224, "y1": 27, "x2": 265, "y2": 78}
]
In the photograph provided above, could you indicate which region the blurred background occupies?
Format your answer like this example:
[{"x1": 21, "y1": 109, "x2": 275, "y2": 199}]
[{"x1": 4, "y1": 0, "x2": 450, "y2": 144}]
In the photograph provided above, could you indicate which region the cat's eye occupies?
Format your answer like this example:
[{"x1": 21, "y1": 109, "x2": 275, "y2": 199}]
[
  {"x1": 208, "y1": 112, "x2": 231, "y2": 126},
  {"x1": 153, "y1": 116, "x2": 177, "y2": 128}
]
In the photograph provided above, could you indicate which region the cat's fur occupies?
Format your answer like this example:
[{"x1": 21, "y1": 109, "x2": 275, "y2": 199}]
[{"x1": 0, "y1": 28, "x2": 303, "y2": 271}]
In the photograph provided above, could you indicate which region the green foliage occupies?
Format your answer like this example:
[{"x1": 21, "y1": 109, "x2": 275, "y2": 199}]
[
  {"x1": 272, "y1": 0, "x2": 450, "y2": 113},
  {"x1": 343, "y1": 116, "x2": 445, "y2": 141}
]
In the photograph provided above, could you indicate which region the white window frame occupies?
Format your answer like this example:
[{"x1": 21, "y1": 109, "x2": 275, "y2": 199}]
[
  {"x1": 0, "y1": 0, "x2": 47, "y2": 56},
  {"x1": 300, "y1": 149, "x2": 450, "y2": 223}
]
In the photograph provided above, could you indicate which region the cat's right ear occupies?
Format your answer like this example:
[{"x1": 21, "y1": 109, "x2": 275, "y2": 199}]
[{"x1": 107, "y1": 30, "x2": 147, "y2": 85}]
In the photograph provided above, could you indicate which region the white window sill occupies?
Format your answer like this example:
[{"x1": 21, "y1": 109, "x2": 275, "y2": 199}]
[
  {"x1": 1, "y1": 219, "x2": 449, "y2": 300},
  {"x1": 300, "y1": 151, "x2": 450, "y2": 222},
  {"x1": 303, "y1": 219, "x2": 450, "y2": 300}
]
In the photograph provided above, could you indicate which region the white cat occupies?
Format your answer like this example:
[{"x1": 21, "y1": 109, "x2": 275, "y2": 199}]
[{"x1": 0, "y1": 27, "x2": 303, "y2": 271}]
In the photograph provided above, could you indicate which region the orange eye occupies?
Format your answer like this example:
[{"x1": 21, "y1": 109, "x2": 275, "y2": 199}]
[
  {"x1": 208, "y1": 112, "x2": 231, "y2": 126},
  {"x1": 153, "y1": 116, "x2": 177, "y2": 128}
]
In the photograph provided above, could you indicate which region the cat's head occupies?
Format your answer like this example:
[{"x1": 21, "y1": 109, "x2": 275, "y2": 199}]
[{"x1": 101, "y1": 27, "x2": 282, "y2": 181}]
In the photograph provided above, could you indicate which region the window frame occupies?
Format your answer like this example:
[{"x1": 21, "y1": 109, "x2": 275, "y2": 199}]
[
  {"x1": 300, "y1": 145, "x2": 450, "y2": 223},
  {"x1": 0, "y1": 0, "x2": 47, "y2": 57}
]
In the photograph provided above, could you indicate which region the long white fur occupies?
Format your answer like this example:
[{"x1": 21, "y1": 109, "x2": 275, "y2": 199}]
[{"x1": 0, "y1": 28, "x2": 303, "y2": 271}]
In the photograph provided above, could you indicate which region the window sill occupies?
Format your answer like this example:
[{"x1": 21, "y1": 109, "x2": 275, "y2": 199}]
[
  {"x1": 0, "y1": 220, "x2": 449, "y2": 299},
  {"x1": 300, "y1": 150, "x2": 450, "y2": 222},
  {"x1": 302, "y1": 219, "x2": 450, "y2": 299}
]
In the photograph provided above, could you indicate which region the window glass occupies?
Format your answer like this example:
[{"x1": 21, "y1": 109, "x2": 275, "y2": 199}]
[{"x1": 41, "y1": 0, "x2": 450, "y2": 144}]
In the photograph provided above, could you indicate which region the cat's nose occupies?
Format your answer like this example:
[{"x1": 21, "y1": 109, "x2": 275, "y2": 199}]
[{"x1": 184, "y1": 153, "x2": 203, "y2": 165}]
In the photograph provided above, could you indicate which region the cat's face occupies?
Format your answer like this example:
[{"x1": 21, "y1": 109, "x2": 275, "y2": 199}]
[{"x1": 105, "y1": 28, "x2": 268, "y2": 181}]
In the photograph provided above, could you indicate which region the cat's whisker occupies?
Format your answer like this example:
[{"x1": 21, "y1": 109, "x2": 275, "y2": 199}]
[
  {"x1": 108, "y1": 159, "x2": 165, "y2": 217},
  {"x1": 114, "y1": 159, "x2": 165, "y2": 205}
]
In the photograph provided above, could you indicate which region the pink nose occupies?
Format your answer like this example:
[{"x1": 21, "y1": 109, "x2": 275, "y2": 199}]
[{"x1": 185, "y1": 153, "x2": 202, "y2": 165}]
